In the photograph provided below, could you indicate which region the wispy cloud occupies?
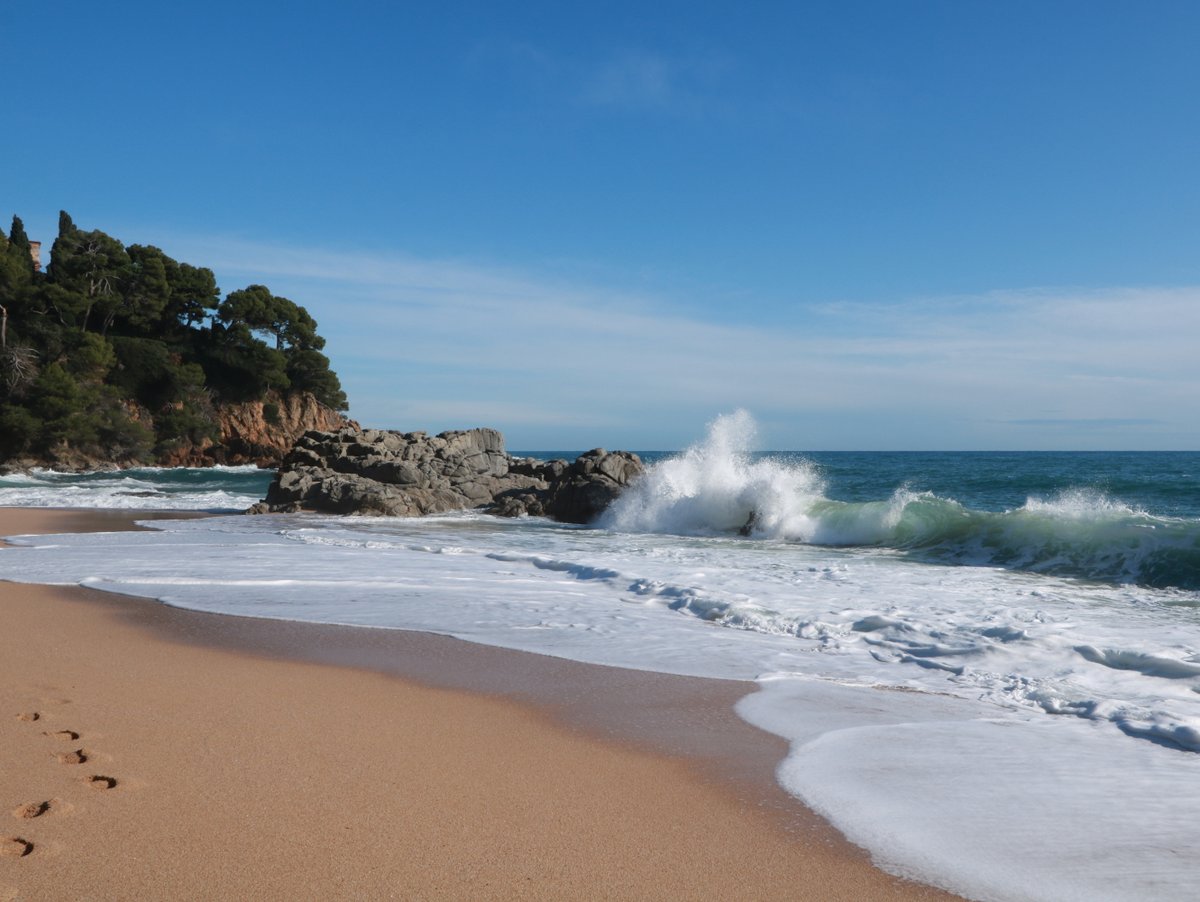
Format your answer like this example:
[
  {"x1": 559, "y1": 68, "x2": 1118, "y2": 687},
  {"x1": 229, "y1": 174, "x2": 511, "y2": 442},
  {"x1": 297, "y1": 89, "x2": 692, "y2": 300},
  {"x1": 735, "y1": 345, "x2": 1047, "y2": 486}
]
[
  {"x1": 579, "y1": 49, "x2": 729, "y2": 114},
  {"x1": 463, "y1": 39, "x2": 729, "y2": 117},
  {"x1": 160, "y1": 232, "x2": 1200, "y2": 449},
  {"x1": 1002, "y1": 419, "x2": 1162, "y2": 428},
  {"x1": 583, "y1": 51, "x2": 675, "y2": 108}
]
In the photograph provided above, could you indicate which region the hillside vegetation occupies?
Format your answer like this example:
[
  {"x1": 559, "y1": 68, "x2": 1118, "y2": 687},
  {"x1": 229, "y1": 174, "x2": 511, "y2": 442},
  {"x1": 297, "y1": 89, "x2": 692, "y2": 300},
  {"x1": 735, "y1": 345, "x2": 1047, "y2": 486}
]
[{"x1": 0, "y1": 212, "x2": 346, "y2": 467}]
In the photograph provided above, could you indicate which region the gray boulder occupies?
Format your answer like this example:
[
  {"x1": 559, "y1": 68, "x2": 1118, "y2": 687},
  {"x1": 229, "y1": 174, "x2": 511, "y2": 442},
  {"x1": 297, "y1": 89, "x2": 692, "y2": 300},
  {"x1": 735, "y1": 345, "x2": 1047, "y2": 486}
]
[
  {"x1": 248, "y1": 427, "x2": 644, "y2": 525},
  {"x1": 500, "y1": 449, "x2": 644, "y2": 524}
]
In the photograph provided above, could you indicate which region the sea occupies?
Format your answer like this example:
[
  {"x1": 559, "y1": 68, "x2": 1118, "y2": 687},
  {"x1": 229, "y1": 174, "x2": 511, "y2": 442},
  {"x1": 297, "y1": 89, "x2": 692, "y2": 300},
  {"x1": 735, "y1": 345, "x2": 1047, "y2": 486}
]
[{"x1": 2, "y1": 410, "x2": 1198, "y2": 902}]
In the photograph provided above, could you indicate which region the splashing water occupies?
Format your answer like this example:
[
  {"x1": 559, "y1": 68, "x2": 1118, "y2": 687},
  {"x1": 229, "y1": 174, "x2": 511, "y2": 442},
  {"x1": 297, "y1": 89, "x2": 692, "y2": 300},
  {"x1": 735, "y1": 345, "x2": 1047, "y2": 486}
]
[
  {"x1": 603, "y1": 413, "x2": 1200, "y2": 590},
  {"x1": 602, "y1": 410, "x2": 826, "y2": 538}
]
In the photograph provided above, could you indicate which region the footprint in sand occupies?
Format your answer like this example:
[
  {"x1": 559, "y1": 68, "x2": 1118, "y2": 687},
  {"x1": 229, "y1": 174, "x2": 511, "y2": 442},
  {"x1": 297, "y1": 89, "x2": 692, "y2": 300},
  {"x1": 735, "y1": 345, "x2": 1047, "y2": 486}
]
[
  {"x1": 84, "y1": 775, "x2": 117, "y2": 790},
  {"x1": 14, "y1": 712, "x2": 39, "y2": 722},
  {"x1": 44, "y1": 730, "x2": 80, "y2": 742},
  {"x1": 0, "y1": 838, "x2": 32, "y2": 859},
  {"x1": 54, "y1": 749, "x2": 87, "y2": 765},
  {"x1": 9, "y1": 802, "x2": 48, "y2": 820}
]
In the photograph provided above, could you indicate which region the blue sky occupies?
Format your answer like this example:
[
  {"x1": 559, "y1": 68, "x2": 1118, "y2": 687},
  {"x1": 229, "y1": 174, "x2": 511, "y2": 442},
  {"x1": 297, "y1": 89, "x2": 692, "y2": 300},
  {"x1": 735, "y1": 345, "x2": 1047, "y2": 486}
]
[{"x1": 4, "y1": 1, "x2": 1198, "y2": 449}]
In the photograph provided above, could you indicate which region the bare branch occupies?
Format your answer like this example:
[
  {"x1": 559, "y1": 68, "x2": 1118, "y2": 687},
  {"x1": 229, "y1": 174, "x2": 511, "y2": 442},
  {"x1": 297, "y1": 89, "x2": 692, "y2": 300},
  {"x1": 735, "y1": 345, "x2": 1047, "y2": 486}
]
[{"x1": 1, "y1": 344, "x2": 38, "y2": 395}]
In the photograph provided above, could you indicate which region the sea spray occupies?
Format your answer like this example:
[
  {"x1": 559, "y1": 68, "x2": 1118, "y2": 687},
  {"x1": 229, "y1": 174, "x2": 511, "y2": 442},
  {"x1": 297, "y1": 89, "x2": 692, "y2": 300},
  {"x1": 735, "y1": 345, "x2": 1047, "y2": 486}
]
[
  {"x1": 603, "y1": 413, "x2": 1200, "y2": 590},
  {"x1": 602, "y1": 410, "x2": 826, "y2": 538}
]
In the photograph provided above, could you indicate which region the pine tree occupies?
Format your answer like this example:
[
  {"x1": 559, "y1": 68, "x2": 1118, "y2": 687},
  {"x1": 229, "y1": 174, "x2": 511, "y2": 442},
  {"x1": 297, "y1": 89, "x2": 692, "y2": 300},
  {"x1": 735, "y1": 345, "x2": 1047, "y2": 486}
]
[
  {"x1": 5, "y1": 216, "x2": 35, "y2": 277},
  {"x1": 47, "y1": 210, "x2": 80, "y2": 287}
]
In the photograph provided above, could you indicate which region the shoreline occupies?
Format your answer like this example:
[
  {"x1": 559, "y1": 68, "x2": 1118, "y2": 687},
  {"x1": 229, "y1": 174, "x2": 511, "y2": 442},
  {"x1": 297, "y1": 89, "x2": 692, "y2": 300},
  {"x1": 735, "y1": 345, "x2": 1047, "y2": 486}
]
[{"x1": 1, "y1": 507, "x2": 958, "y2": 900}]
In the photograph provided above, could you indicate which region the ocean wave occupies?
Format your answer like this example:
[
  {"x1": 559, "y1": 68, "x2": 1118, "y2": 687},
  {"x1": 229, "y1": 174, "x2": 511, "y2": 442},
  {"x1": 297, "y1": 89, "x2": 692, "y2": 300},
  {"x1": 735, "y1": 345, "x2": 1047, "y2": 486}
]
[
  {"x1": 0, "y1": 465, "x2": 273, "y2": 512},
  {"x1": 604, "y1": 412, "x2": 1200, "y2": 590}
]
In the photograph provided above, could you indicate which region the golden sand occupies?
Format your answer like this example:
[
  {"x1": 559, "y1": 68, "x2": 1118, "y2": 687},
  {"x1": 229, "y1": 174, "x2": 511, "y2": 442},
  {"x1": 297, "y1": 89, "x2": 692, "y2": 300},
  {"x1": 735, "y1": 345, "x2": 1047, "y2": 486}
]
[{"x1": 0, "y1": 508, "x2": 956, "y2": 900}]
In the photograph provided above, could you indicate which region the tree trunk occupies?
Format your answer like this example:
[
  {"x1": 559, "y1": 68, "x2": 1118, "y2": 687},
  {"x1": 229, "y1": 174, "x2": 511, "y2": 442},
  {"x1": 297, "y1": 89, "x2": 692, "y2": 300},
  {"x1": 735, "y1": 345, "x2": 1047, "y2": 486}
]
[{"x1": 1, "y1": 304, "x2": 6, "y2": 349}]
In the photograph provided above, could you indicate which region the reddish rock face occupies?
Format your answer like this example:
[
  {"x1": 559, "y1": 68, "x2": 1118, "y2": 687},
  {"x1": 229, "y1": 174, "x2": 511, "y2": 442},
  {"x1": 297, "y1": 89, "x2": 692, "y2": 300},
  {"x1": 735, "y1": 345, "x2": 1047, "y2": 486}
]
[{"x1": 157, "y1": 391, "x2": 358, "y2": 468}]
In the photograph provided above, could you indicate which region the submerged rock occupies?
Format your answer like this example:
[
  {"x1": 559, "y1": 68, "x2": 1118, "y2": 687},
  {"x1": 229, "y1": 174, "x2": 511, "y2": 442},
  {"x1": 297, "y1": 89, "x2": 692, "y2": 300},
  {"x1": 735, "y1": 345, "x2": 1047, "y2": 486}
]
[{"x1": 249, "y1": 427, "x2": 643, "y2": 524}]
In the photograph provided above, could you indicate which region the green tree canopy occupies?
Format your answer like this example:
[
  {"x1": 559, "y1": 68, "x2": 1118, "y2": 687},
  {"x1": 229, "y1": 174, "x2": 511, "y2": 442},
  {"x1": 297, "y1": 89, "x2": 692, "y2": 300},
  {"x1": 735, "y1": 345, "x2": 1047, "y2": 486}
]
[
  {"x1": 165, "y1": 262, "x2": 220, "y2": 329},
  {"x1": 219, "y1": 285, "x2": 324, "y2": 350},
  {"x1": 118, "y1": 245, "x2": 172, "y2": 334},
  {"x1": 0, "y1": 209, "x2": 349, "y2": 463},
  {"x1": 5, "y1": 217, "x2": 35, "y2": 277},
  {"x1": 2, "y1": 217, "x2": 36, "y2": 291}
]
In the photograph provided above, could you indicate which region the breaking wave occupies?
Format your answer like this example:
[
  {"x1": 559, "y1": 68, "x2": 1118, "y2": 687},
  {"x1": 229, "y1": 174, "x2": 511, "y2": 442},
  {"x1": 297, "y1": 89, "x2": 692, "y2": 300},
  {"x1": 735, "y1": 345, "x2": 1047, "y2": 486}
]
[{"x1": 604, "y1": 412, "x2": 1200, "y2": 590}]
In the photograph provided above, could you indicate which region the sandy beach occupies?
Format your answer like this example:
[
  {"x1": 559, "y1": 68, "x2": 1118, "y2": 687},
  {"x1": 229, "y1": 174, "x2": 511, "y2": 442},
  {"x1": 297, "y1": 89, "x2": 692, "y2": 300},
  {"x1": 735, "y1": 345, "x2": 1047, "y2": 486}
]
[{"x1": 0, "y1": 508, "x2": 957, "y2": 901}]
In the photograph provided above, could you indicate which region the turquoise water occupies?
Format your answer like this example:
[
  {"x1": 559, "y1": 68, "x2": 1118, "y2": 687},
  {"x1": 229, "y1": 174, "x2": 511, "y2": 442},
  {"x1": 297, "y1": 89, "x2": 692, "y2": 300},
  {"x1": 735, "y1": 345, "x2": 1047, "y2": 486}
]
[
  {"x1": 4, "y1": 450, "x2": 1197, "y2": 589},
  {"x1": 530, "y1": 449, "x2": 1200, "y2": 590},
  {"x1": 798, "y1": 451, "x2": 1200, "y2": 590},
  {"x1": 518, "y1": 450, "x2": 1200, "y2": 517},
  {"x1": 804, "y1": 450, "x2": 1200, "y2": 516}
]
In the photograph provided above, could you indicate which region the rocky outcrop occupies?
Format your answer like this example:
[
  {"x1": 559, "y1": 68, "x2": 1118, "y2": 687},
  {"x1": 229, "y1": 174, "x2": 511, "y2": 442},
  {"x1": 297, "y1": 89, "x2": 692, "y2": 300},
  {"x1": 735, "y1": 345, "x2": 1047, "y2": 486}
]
[
  {"x1": 159, "y1": 391, "x2": 358, "y2": 468},
  {"x1": 491, "y1": 448, "x2": 645, "y2": 523},
  {"x1": 249, "y1": 426, "x2": 644, "y2": 524}
]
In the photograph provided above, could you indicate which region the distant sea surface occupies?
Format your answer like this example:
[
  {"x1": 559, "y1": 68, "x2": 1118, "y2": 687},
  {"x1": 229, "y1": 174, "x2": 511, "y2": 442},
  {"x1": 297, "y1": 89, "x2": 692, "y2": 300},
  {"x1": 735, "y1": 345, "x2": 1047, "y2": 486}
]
[
  {"x1": 3, "y1": 414, "x2": 1199, "y2": 901},
  {"x1": 0, "y1": 464, "x2": 273, "y2": 512}
]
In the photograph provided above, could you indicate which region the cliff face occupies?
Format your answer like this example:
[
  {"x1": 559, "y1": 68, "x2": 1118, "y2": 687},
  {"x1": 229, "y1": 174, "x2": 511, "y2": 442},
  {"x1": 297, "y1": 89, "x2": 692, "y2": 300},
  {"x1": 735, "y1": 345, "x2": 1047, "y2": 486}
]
[
  {"x1": 158, "y1": 391, "x2": 358, "y2": 468},
  {"x1": 0, "y1": 390, "x2": 356, "y2": 473}
]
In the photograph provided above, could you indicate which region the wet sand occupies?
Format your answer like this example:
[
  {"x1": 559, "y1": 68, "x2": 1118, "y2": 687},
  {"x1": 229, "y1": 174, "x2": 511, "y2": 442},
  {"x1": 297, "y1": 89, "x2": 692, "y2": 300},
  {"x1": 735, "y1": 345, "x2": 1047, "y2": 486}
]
[{"x1": 0, "y1": 508, "x2": 958, "y2": 900}]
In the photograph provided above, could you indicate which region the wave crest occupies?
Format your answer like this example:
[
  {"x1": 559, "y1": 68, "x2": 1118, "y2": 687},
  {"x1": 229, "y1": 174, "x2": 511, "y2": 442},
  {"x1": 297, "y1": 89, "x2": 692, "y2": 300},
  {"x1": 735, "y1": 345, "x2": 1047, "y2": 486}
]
[{"x1": 604, "y1": 412, "x2": 1200, "y2": 590}]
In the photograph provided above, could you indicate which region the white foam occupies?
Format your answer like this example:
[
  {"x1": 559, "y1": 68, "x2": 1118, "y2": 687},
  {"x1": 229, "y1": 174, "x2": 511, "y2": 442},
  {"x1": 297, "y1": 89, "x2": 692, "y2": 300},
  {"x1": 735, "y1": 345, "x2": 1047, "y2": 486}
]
[
  {"x1": 0, "y1": 466, "x2": 269, "y2": 511},
  {"x1": 1, "y1": 433, "x2": 1199, "y2": 899},
  {"x1": 602, "y1": 410, "x2": 826, "y2": 539},
  {"x1": 1023, "y1": 487, "x2": 1145, "y2": 518},
  {"x1": 739, "y1": 677, "x2": 1200, "y2": 902},
  {"x1": 607, "y1": 420, "x2": 1200, "y2": 590}
]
